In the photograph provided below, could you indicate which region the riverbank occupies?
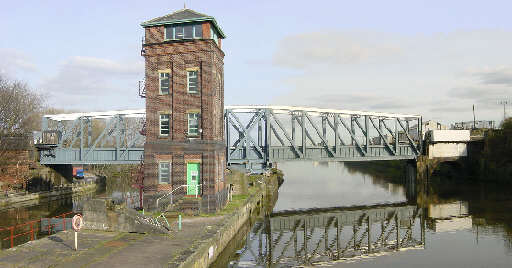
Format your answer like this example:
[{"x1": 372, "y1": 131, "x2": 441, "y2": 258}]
[
  {"x1": 0, "y1": 182, "x2": 103, "y2": 210},
  {"x1": 0, "y1": 168, "x2": 281, "y2": 267},
  {"x1": 472, "y1": 122, "x2": 512, "y2": 182}
]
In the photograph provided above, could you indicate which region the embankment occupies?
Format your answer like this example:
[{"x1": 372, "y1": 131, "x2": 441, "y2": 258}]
[
  {"x1": 473, "y1": 125, "x2": 512, "y2": 181},
  {"x1": 174, "y1": 168, "x2": 281, "y2": 268},
  {"x1": 0, "y1": 182, "x2": 103, "y2": 209}
]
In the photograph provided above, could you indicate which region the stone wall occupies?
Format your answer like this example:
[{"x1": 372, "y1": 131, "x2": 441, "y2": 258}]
[
  {"x1": 0, "y1": 150, "x2": 32, "y2": 190},
  {"x1": 0, "y1": 182, "x2": 100, "y2": 209},
  {"x1": 172, "y1": 171, "x2": 280, "y2": 268},
  {"x1": 82, "y1": 198, "x2": 168, "y2": 234}
]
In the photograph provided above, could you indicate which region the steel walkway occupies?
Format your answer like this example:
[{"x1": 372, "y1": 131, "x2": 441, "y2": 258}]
[{"x1": 38, "y1": 106, "x2": 422, "y2": 170}]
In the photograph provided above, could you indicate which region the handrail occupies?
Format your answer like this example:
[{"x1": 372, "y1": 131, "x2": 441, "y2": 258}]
[
  {"x1": 155, "y1": 185, "x2": 186, "y2": 208},
  {"x1": 155, "y1": 184, "x2": 202, "y2": 209},
  {"x1": 0, "y1": 211, "x2": 74, "y2": 248}
]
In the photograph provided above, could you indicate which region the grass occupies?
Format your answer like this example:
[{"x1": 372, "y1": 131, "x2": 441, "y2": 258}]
[
  {"x1": 184, "y1": 193, "x2": 251, "y2": 218},
  {"x1": 197, "y1": 194, "x2": 249, "y2": 217},
  {"x1": 219, "y1": 194, "x2": 248, "y2": 214}
]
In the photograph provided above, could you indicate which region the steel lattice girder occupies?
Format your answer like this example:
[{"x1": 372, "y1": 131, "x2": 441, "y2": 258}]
[
  {"x1": 39, "y1": 111, "x2": 145, "y2": 164},
  {"x1": 225, "y1": 106, "x2": 422, "y2": 172},
  {"x1": 38, "y1": 106, "x2": 422, "y2": 166}
]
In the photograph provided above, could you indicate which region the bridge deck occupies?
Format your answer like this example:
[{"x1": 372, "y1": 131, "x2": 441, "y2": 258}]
[{"x1": 38, "y1": 106, "x2": 422, "y2": 169}]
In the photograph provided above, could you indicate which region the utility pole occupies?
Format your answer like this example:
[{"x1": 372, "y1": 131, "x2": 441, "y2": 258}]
[
  {"x1": 498, "y1": 100, "x2": 510, "y2": 122},
  {"x1": 472, "y1": 104, "x2": 476, "y2": 129}
]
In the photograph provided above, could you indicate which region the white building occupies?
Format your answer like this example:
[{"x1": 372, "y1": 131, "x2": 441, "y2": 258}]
[{"x1": 410, "y1": 120, "x2": 448, "y2": 141}]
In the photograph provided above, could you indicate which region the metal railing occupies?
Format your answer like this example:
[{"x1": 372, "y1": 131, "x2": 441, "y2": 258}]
[
  {"x1": 0, "y1": 211, "x2": 75, "y2": 248},
  {"x1": 155, "y1": 184, "x2": 202, "y2": 211}
]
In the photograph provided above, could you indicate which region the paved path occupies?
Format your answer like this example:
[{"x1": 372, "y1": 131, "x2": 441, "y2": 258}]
[{"x1": 0, "y1": 216, "x2": 226, "y2": 268}]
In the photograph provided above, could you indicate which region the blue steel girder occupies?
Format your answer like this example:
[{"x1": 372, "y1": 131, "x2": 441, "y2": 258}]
[
  {"x1": 225, "y1": 106, "x2": 422, "y2": 171},
  {"x1": 38, "y1": 106, "x2": 421, "y2": 168},
  {"x1": 39, "y1": 110, "x2": 145, "y2": 165}
]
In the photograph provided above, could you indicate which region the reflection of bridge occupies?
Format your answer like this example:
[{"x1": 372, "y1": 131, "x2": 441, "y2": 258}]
[
  {"x1": 38, "y1": 106, "x2": 423, "y2": 171},
  {"x1": 235, "y1": 203, "x2": 425, "y2": 266}
]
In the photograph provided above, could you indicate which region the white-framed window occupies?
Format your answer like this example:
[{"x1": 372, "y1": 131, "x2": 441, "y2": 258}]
[
  {"x1": 188, "y1": 113, "x2": 200, "y2": 136},
  {"x1": 164, "y1": 26, "x2": 173, "y2": 40},
  {"x1": 187, "y1": 70, "x2": 198, "y2": 93},
  {"x1": 159, "y1": 162, "x2": 170, "y2": 184},
  {"x1": 159, "y1": 72, "x2": 170, "y2": 94},
  {"x1": 193, "y1": 24, "x2": 202, "y2": 38},
  {"x1": 165, "y1": 24, "x2": 203, "y2": 40},
  {"x1": 210, "y1": 27, "x2": 218, "y2": 45},
  {"x1": 160, "y1": 114, "x2": 170, "y2": 136}
]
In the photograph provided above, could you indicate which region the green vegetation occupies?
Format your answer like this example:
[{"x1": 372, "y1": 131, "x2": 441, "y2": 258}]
[
  {"x1": 478, "y1": 118, "x2": 512, "y2": 181},
  {"x1": 216, "y1": 194, "x2": 249, "y2": 215},
  {"x1": 191, "y1": 194, "x2": 250, "y2": 218}
]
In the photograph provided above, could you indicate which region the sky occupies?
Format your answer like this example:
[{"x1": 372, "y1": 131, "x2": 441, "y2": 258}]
[{"x1": 1, "y1": 0, "x2": 512, "y2": 125}]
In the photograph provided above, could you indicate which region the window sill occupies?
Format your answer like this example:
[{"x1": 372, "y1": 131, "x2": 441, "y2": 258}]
[
  {"x1": 187, "y1": 91, "x2": 200, "y2": 95},
  {"x1": 164, "y1": 37, "x2": 203, "y2": 41}
]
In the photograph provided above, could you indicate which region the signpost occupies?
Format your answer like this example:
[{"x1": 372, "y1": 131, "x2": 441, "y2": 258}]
[{"x1": 72, "y1": 214, "x2": 83, "y2": 251}]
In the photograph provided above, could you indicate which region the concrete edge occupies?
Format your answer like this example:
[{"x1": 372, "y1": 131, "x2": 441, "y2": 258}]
[
  {"x1": 0, "y1": 183, "x2": 100, "y2": 209},
  {"x1": 173, "y1": 180, "x2": 268, "y2": 268}
]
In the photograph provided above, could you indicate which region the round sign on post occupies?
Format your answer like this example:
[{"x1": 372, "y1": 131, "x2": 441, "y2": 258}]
[
  {"x1": 72, "y1": 214, "x2": 83, "y2": 231},
  {"x1": 72, "y1": 214, "x2": 83, "y2": 251}
]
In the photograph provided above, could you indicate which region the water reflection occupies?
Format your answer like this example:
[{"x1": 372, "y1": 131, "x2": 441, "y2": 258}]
[
  {"x1": 234, "y1": 203, "x2": 424, "y2": 267},
  {"x1": 0, "y1": 191, "x2": 97, "y2": 248},
  {"x1": 427, "y1": 201, "x2": 472, "y2": 232},
  {"x1": 222, "y1": 161, "x2": 512, "y2": 267},
  {"x1": 273, "y1": 162, "x2": 410, "y2": 212}
]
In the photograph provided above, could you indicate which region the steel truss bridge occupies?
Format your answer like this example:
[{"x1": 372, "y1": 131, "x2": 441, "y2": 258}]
[
  {"x1": 38, "y1": 110, "x2": 145, "y2": 164},
  {"x1": 37, "y1": 106, "x2": 422, "y2": 169},
  {"x1": 226, "y1": 106, "x2": 422, "y2": 172},
  {"x1": 233, "y1": 203, "x2": 425, "y2": 266}
]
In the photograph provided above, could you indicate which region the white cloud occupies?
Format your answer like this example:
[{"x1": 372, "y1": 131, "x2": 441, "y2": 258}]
[
  {"x1": 270, "y1": 30, "x2": 512, "y2": 124},
  {"x1": 67, "y1": 56, "x2": 142, "y2": 75},
  {"x1": 466, "y1": 66, "x2": 512, "y2": 86},
  {"x1": 0, "y1": 48, "x2": 37, "y2": 75},
  {"x1": 273, "y1": 32, "x2": 402, "y2": 69},
  {"x1": 40, "y1": 56, "x2": 144, "y2": 111}
]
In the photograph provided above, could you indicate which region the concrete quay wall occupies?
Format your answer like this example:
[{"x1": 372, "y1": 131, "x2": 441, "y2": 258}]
[
  {"x1": 173, "y1": 172, "x2": 279, "y2": 268},
  {"x1": 0, "y1": 182, "x2": 101, "y2": 209}
]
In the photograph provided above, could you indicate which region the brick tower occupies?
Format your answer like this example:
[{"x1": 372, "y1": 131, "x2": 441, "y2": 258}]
[{"x1": 140, "y1": 8, "x2": 226, "y2": 212}]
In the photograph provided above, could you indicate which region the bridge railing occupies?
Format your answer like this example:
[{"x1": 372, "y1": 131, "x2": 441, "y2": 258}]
[
  {"x1": 225, "y1": 106, "x2": 422, "y2": 171},
  {"x1": 36, "y1": 106, "x2": 422, "y2": 167},
  {"x1": 38, "y1": 110, "x2": 146, "y2": 164}
]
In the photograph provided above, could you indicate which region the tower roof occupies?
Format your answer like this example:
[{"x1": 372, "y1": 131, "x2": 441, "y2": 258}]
[{"x1": 141, "y1": 8, "x2": 226, "y2": 38}]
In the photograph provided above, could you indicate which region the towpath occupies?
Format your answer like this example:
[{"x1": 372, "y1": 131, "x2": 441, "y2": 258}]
[{"x1": 0, "y1": 216, "x2": 225, "y2": 268}]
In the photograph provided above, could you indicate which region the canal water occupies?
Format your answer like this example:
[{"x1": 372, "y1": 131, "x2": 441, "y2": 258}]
[
  {"x1": 216, "y1": 161, "x2": 512, "y2": 267},
  {"x1": 0, "y1": 167, "x2": 140, "y2": 249},
  {"x1": 0, "y1": 190, "x2": 99, "y2": 249}
]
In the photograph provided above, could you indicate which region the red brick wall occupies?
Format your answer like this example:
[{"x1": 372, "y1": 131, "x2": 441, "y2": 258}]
[
  {"x1": 143, "y1": 25, "x2": 226, "y2": 201},
  {"x1": 0, "y1": 150, "x2": 31, "y2": 190}
]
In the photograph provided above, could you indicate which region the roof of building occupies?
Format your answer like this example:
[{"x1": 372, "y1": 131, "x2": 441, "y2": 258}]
[{"x1": 141, "y1": 8, "x2": 226, "y2": 38}]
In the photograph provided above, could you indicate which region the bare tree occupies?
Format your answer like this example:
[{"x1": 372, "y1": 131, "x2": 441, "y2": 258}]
[
  {"x1": 0, "y1": 75, "x2": 45, "y2": 191},
  {"x1": 0, "y1": 75, "x2": 45, "y2": 135}
]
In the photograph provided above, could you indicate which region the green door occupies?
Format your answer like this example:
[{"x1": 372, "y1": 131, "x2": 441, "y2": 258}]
[{"x1": 187, "y1": 163, "x2": 200, "y2": 195}]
